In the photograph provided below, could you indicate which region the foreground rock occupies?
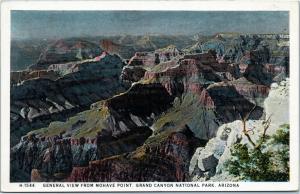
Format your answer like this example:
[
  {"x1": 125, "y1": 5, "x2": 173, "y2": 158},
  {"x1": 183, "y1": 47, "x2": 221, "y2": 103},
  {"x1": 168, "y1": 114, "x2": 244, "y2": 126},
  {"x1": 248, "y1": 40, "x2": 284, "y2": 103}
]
[{"x1": 189, "y1": 79, "x2": 289, "y2": 181}]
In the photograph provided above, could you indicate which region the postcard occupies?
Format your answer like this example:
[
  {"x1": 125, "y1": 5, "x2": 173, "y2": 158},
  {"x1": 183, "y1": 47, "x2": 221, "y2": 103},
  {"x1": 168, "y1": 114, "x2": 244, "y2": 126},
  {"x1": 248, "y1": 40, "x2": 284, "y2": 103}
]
[{"x1": 1, "y1": 0, "x2": 299, "y2": 192}]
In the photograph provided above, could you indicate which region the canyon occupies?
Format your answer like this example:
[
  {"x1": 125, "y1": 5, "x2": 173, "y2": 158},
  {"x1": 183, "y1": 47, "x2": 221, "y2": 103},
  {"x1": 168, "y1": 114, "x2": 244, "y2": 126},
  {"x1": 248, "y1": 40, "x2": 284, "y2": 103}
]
[{"x1": 10, "y1": 33, "x2": 289, "y2": 182}]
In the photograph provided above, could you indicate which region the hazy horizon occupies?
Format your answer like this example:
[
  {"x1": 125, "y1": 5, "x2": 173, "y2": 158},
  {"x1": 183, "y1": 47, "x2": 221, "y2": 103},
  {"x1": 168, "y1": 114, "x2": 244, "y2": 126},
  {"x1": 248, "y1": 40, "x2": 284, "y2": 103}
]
[{"x1": 12, "y1": 11, "x2": 289, "y2": 40}]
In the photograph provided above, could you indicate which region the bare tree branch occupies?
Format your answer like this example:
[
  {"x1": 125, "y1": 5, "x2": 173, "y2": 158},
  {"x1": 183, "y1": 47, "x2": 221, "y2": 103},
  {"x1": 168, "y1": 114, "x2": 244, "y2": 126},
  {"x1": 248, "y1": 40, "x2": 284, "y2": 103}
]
[
  {"x1": 239, "y1": 103, "x2": 272, "y2": 149},
  {"x1": 242, "y1": 120, "x2": 256, "y2": 147},
  {"x1": 255, "y1": 115, "x2": 272, "y2": 149},
  {"x1": 244, "y1": 104, "x2": 257, "y2": 121}
]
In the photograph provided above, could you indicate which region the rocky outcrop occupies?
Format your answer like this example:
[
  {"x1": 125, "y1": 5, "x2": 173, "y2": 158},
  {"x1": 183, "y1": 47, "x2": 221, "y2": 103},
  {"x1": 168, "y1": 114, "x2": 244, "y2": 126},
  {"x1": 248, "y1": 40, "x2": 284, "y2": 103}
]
[{"x1": 264, "y1": 79, "x2": 289, "y2": 131}]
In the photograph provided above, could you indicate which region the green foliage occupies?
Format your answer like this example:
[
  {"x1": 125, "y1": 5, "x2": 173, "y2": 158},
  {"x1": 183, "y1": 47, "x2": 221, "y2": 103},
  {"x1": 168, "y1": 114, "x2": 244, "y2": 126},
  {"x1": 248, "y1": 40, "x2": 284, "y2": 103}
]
[
  {"x1": 225, "y1": 124, "x2": 289, "y2": 181},
  {"x1": 271, "y1": 124, "x2": 289, "y2": 145}
]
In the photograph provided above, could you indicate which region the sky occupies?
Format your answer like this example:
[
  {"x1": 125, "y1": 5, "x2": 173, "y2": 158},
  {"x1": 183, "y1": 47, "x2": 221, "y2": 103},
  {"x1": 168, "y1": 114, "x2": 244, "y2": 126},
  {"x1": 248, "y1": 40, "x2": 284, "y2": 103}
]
[{"x1": 11, "y1": 11, "x2": 289, "y2": 40}]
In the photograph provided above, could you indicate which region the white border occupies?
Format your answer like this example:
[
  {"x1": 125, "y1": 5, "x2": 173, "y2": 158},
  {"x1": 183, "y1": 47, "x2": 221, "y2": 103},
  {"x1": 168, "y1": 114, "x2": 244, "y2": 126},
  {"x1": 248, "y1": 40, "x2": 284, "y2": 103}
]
[{"x1": 1, "y1": 0, "x2": 299, "y2": 192}]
